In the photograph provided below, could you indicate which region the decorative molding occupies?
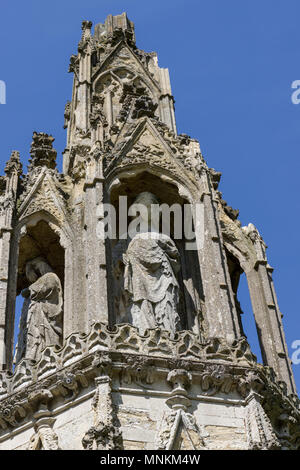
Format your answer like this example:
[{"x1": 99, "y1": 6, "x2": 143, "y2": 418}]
[
  {"x1": 82, "y1": 372, "x2": 123, "y2": 450},
  {"x1": 28, "y1": 417, "x2": 60, "y2": 450},
  {"x1": 245, "y1": 391, "x2": 281, "y2": 450},
  {"x1": 0, "y1": 324, "x2": 298, "y2": 449}
]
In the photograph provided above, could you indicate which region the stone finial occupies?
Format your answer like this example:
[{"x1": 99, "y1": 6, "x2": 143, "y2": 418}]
[
  {"x1": 80, "y1": 21, "x2": 92, "y2": 42},
  {"x1": 94, "y1": 12, "x2": 135, "y2": 45},
  {"x1": 78, "y1": 20, "x2": 93, "y2": 53},
  {"x1": 5, "y1": 150, "x2": 22, "y2": 176},
  {"x1": 81, "y1": 20, "x2": 93, "y2": 32},
  {"x1": 28, "y1": 132, "x2": 57, "y2": 171},
  {"x1": 243, "y1": 223, "x2": 265, "y2": 246},
  {"x1": 242, "y1": 222, "x2": 267, "y2": 262}
]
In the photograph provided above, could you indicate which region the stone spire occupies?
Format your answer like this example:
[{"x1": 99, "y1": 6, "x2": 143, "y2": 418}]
[
  {"x1": 4, "y1": 150, "x2": 22, "y2": 177},
  {"x1": 3, "y1": 150, "x2": 22, "y2": 198},
  {"x1": 28, "y1": 132, "x2": 57, "y2": 171},
  {"x1": 63, "y1": 13, "x2": 176, "y2": 175}
]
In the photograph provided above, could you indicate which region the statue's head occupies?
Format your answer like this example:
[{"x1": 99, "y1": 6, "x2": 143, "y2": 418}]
[
  {"x1": 133, "y1": 192, "x2": 159, "y2": 206},
  {"x1": 131, "y1": 192, "x2": 159, "y2": 226},
  {"x1": 25, "y1": 257, "x2": 53, "y2": 283}
]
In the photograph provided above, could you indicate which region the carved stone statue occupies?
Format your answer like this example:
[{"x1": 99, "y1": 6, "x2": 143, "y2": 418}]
[
  {"x1": 113, "y1": 192, "x2": 181, "y2": 336},
  {"x1": 14, "y1": 257, "x2": 63, "y2": 363}
]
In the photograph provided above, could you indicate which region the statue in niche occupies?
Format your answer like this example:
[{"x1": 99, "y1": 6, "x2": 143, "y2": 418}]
[
  {"x1": 14, "y1": 257, "x2": 63, "y2": 364},
  {"x1": 113, "y1": 192, "x2": 181, "y2": 336}
]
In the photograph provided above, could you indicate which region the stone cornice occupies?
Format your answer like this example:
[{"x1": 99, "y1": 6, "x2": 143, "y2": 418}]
[{"x1": 0, "y1": 323, "x2": 299, "y2": 446}]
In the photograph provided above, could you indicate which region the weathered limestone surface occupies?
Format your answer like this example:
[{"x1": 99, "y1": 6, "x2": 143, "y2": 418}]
[{"x1": 0, "y1": 13, "x2": 299, "y2": 450}]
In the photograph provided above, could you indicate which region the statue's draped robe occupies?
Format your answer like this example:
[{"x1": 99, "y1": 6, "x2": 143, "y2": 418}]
[
  {"x1": 15, "y1": 272, "x2": 63, "y2": 363},
  {"x1": 122, "y1": 232, "x2": 181, "y2": 335}
]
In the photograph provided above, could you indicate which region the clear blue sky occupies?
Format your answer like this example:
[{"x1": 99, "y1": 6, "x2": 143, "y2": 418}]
[{"x1": 0, "y1": 0, "x2": 299, "y2": 391}]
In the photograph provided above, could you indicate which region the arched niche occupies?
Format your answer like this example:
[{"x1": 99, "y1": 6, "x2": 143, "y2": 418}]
[
  {"x1": 94, "y1": 71, "x2": 123, "y2": 128},
  {"x1": 94, "y1": 68, "x2": 156, "y2": 98},
  {"x1": 17, "y1": 220, "x2": 64, "y2": 295},
  {"x1": 106, "y1": 170, "x2": 204, "y2": 337},
  {"x1": 5, "y1": 211, "x2": 72, "y2": 371}
]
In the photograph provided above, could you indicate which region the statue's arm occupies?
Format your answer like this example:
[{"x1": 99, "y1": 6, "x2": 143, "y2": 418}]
[
  {"x1": 161, "y1": 238, "x2": 181, "y2": 273},
  {"x1": 29, "y1": 277, "x2": 50, "y2": 300},
  {"x1": 29, "y1": 274, "x2": 61, "y2": 301}
]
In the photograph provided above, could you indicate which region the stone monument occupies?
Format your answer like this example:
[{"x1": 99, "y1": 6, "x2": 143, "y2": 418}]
[{"x1": 0, "y1": 13, "x2": 299, "y2": 450}]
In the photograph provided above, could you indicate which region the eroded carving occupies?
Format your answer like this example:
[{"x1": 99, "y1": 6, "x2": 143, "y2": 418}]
[
  {"x1": 14, "y1": 257, "x2": 63, "y2": 364},
  {"x1": 113, "y1": 192, "x2": 181, "y2": 336}
]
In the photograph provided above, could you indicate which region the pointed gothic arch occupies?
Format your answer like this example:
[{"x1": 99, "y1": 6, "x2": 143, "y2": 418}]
[
  {"x1": 4, "y1": 207, "x2": 76, "y2": 371},
  {"x1": 106, "y1": 169, "x2": 204, "y2": 336}
]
